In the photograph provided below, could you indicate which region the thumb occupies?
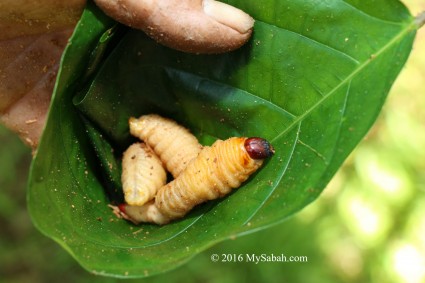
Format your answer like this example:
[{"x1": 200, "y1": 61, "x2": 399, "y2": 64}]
[{"x1": 94, "y1": 0, "x2": 254, "y2": 54}]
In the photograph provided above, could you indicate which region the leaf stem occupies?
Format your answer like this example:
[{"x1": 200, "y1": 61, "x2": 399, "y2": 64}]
[{"x1": 416, "y1": 11, "x2": 425, "y2": 28}]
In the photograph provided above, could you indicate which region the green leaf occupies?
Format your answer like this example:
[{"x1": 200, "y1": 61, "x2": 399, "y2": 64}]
[{"x1": 28, "y1": 0, "x2": 418, "y2": 278}]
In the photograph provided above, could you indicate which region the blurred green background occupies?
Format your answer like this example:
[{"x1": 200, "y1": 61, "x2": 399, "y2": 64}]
[{"x1": 1, "y1": 1, "x2": 424, "y2": 282}]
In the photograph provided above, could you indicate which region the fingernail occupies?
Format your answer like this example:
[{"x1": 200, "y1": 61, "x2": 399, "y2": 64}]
[{"x1": 203, "y1": 0, "x2": 254, "y2": 34}]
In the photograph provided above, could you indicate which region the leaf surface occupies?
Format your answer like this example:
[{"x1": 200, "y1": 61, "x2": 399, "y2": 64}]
[{"x1": 28, "y1": 0, "x2": 417, "y2": 277}]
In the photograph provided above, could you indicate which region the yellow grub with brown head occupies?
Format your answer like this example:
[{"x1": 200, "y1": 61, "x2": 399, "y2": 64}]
[{"x1": 155, "y1": 137, "x2": 274, "y2": 220}]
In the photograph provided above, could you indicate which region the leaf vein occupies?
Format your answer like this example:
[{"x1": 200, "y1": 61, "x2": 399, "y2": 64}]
[
  {"x1": 258, "y1": 20, "x2": 360, "y2": 65},
  {"x1": 340, "y1": 0, "x2": 408, "y2": 26},
  {"x1": 270, "y1": 19, "x2": 415, "y2": 144},
  {"x1": 243, "y1": 122, "x2": 302, "y2": 225},
  {"x1": 297, "y1": 139, "x2": 328, "y2": 165}
]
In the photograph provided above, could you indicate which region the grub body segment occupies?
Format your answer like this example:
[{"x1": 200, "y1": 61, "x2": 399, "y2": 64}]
[{"x1": 129, "y1": 114, "x2": 202, "y2": 178}]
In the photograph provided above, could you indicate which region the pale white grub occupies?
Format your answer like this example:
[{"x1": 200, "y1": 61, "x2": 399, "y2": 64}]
[{"x1": 121, "y1": 142, "x2": 167, "y2": 206}]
